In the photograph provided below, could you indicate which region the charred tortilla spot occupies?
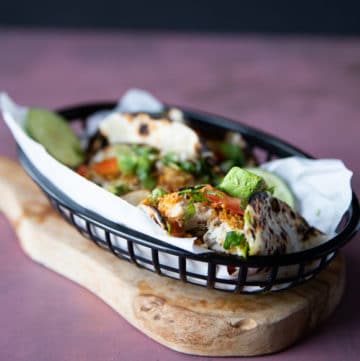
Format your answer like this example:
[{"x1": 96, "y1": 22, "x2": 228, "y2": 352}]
[
  {"x1": 270, "y1": 198, "x2": 280, "y2": 213},
  {"x1": 249, "y1": 192, "x2": 268, "y2": 203},
  {"x1": 302, "y1": 227, "x2": 322, "y2": 242},
  {"x1": 252, "y1": 218, "x2": 258, "y2": 229},
  {"x1": 260, "y1": 218, "x2": 266, "y2": 228},
  {"x1": 138, "y1": 123, "x2": 149, "y2": 135},
  {"x1": 280, "y1": 229, "x2": 288, "y2": 242},
  {"x1": 86, "y1": 132, "x2": 109, "y2": 162},
  {"x1": 296, "y1": 224, "x2": 307, "y2": 237},
  {"x1": 264, "y1": 239, "x2": 268, "y2": 250},
  {"x1": 275, "y1": 243, "x2": 286, "y2": 254}
]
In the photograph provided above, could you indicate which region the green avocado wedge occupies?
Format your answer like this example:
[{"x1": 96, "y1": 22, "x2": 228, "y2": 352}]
[
  {"x1": 246, "y1": 167, "x2": 296, "y2": 208},
  {"x1": 218, "y1": 167, "x2": 267, "y2": 202},
  {"x1": 25, "y1": 108, "x2": 85, "y2": 167}
]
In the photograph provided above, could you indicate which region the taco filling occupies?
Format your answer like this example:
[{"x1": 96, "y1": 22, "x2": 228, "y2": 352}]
[
  {"x1": 77, "y1": 109, "x2": 256, "y2": 204},
  {"x1": 140, "y1": 170, "x2": 326, "y2": 258}
]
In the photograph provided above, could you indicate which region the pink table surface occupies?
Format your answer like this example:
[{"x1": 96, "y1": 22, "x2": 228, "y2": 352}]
[{"x1": 0, "y1": 30, "x2": 359, "y2": 361}]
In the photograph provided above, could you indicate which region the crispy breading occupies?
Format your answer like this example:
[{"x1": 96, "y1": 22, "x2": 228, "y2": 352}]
[
  {"x1": 157, "y1": 192, "x2": 186, "y2": 219},
  {"x1": 218, "y1": 209, "x2": 244, "y2": 230}
]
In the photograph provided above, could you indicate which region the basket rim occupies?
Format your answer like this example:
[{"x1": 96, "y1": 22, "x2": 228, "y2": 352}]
[{"x1": 17, "y1": 101, "x2": 360, "y2": 268}]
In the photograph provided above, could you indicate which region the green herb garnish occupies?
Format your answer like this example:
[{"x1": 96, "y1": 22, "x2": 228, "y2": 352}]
[
  {"x1": 114, "y1": 184, "x2": 131, "y2": 196},
  {"x1": 162, "y1": 152, "x2": 219, "y2": 184},
  {"x1": 147, "y1": 188, "x2": 168, "y2": 205},
  {"x1": 139, "y1": 174, "x2": 157, "y2": 190},
  {"x1": 219, "y1": 142, "x2": 245, "y2": 167},
  {"x1": 114, "y1": 145, "x2": 159, "y2": 190},
  {"x1": 181, "y1": 160, "x2": 197, "y2": 173},
  {"x1": 162, "y1": 152, "x2": 181, "y2": 169},
  {"x1": 220, "y1": 160, "x2": 236, "y2": 173},
  {"x1": 203, "y1": 189, "x2": 224, "y2": 198},
  {"x1": 116, "y1": 145, "x2": 139, "y2": 175},
  {"x1": 184, "y1": 202, "x2": 196, "y2": 221},
  {"x1": 223, "y1": 231, "x2": 249, "y2": 258},
  {"x1": 152, "y1": 188, "x2": 167, "y2": 199},
  {"x1": 178, "y1": 187, "x2": 207, "y2": 203},
  {"x1": 105, "y1": 183, "x2": 131, "y2": 196}
]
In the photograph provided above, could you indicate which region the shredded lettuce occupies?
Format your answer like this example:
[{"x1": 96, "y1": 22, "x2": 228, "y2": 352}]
[{"x1": 114, "y1": 145, "x2": 158, "y2": 189}]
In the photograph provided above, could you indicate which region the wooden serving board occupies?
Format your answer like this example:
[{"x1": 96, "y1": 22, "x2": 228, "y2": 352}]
[{"x1": 0, "y1": 157, "x2": 345, "y2": 356}]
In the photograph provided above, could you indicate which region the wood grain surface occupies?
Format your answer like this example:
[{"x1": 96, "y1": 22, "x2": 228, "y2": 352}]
[{"x1": 0, "y1": 157, "x2": 345, "y2": 356}]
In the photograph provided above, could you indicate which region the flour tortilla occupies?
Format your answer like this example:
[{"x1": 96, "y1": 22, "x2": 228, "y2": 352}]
[
  {"x1": 244, "y1": 192, "x2": 328, "y2": 256},
  {"x1": 99, "y1": 112, "x2": 202, "y2": 161}
]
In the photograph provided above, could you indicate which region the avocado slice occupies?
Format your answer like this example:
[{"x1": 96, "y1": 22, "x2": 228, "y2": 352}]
[
  {"x1": 218, "y1": 167, "x2": 266, "y2": 202},
  {"x1": 25, "y1": 108, "x2": 85, "y2": 167}
]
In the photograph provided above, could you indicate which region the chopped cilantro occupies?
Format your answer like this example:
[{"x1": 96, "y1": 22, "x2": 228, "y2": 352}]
[
  {"x1": 180, "y1": 160, "x2": 197, "y2": 174},
  {"x1": 162, "y1": 152, "x2": 181, "y2": 169},
  {"x1": 223, "y1": 231, "x2": 248, "y2": 258},
  {"x1": 219, "y1": 142, "x2": 245, "y2": 167},
  {"x1": 147, "y1": 188, "x2": 167, "y2": 205},
  {"x1": 191, "y1": 192, "x2": 207, "y2": 202},
  {"x1": 114, "y1": 144, "x2": 158, "y2": 190},
  {"x1": 140, "y1": 174, "x2": 157, "y2": 190},
  {"x1": 204, "y1": 189, "x2": 224, "y2": 198},
  {"x1": 105, "y1": 183, "x2": 131, "y2": 196},
  {"x1": 152, "y1": 188, "x2": 167, "y2": 199},
  {"x1": 114, "y1": 184, "x2": 130, "y2": 196},
  {"x1": 166, "y1": 221, "x2": 172, "y2": 234},
  {"x1": 135, "y1": 145, "x2": 158, "y2": 158},
  {"x1": 162, "y1": 152, "x2": 218, "y2": 184},
  {"x1": 220, "y1": 159, "x2": 236, "y2": 173},
  {"x1": 136, "y1": 156, "x2": 153, "y2": 175},
  {"x1": 193, "y1": 183, "x2": 207, "y2": 190},
  {"x1": 184, "y1": 202, "x2": 196, "y2": 221},
  {"x1": 179, "y1": 187, "x2": 207, "y2": 203},
  {"x1": 117, "y1": 147, "x2": 138, "y2": 175}
]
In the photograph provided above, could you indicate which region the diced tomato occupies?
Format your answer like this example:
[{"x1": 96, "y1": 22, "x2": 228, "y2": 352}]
[
  {"x1": 92, "y1": 157, "x2": 119, "y2": 176},
  {"x1": 76, "y1": 164, "x2": 89, "y2": 177},
  {"x1": 201, "y1": 185, "x2": 244, "y2": 215},
  {"x1": 221, "y1": 195, "x2": 244, "y2": 215}
]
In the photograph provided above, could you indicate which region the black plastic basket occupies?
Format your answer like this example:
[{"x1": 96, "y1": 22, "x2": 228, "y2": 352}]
[{"x1": 18, "y1": 102, "x2": 360, "y2": 294}]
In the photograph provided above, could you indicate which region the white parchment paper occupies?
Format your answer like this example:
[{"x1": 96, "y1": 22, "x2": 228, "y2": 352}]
[{"x1": 261, "y1": 157, "x2": 353, "y2": 234}]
